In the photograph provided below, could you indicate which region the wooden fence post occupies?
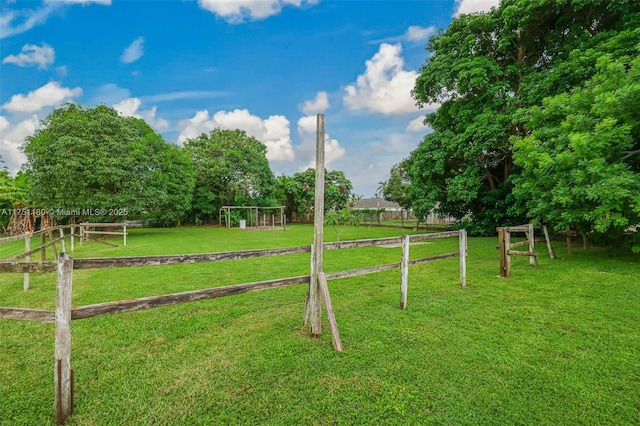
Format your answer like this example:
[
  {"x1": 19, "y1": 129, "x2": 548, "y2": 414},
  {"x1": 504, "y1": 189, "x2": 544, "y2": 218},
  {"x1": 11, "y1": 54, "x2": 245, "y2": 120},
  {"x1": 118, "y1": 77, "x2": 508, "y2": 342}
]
[
  {"x1": 59, "y1": 228, "x2": 66, "y2": 254},
  {"x1": 400, "y1": 235, "x2": 409, "y2": 309},
  {"x1": 542, "y1": 225, "x2": 555, "y2": 259},
  {"x1": 504, "y1": 228, "x2": 512, "y2": 278},
  {"x1": 498, "y1": 227, "x2": 506, "y2": 277},
  {"x1": 305, "y1": 113, "x2": 325, "y2": 337},
  {"x1": 459, "y1": 229, "x2": 467, "y2": 288},
  {"x1": 70, "y1": 225, "x2": 74, "y2": 252},
  {"x1": 123, "y1": 224, "x2": 127, "y2": 247},
  {"x1": 55, "y1": 254, "x2": 74, "y2": 424},
  {"x1": 24, "y1": 233, "x2": 32, "y2": 291},
  {"x1": 527, "y1": 223, "x2": 537, "y2": 267},
  {"x1": 41, "y1": 233, "x2": 46, "y2": 261},
  {"x1": 318, "y1": 272, "x2": 343, "y2": 352}
]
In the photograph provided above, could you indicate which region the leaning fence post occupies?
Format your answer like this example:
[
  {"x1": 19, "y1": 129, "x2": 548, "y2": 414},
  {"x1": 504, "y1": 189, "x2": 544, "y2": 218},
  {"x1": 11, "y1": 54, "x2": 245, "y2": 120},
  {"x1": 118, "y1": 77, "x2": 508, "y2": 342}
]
[
  {"x1": 400, "y1": 235, "x2": 409, "y2": 309},
  {"x1": 459, "y1": 229, "x2": 467, "y2": 288},
  {"x1": 24, "y1": 232, "x2": 32, "y2": 291},
  {"x1": 55, "y1": 254, "x2": 74, "y2": 425}
]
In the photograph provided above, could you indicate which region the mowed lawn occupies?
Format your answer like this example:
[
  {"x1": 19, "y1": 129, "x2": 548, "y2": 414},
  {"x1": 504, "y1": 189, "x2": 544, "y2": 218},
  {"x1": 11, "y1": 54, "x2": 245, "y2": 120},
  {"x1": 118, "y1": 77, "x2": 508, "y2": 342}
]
[{"x1": 0, "y1": 225, "x2": 638, "y2": 425}]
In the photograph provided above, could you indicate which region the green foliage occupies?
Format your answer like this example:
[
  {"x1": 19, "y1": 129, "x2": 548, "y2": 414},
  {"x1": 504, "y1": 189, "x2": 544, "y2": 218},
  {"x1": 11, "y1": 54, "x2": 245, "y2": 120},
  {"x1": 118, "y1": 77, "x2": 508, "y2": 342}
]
[
  {"x1": 324, "y1": 208, "x2": 360, "y2": 241},
  {"x1": 377, "y1": 162, "x2": 411, "y2": 211},
  {"x1": 22, "y1": 104, "x2": 194, "y2": 224},
  {"x1": 183, "y1": 129, "x2": 276, "y2": 222},
  {"x1": 275, "y1": 168, "x2": 355, "y2": 221},
  {"x1": 405, "y1": 0, "x2": 640, "y2": 236},
  {"x1": 513, "y1": 32, "x2": 640, "y2": 252}
]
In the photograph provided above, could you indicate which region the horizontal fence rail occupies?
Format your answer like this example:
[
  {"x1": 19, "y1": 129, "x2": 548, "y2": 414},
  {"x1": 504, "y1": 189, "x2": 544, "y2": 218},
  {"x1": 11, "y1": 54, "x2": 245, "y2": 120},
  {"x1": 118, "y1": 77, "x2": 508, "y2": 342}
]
[
  {"x1": 0, "y1": 307, "x2": 55, "y2": 322},
  {"x1": 71, "y1": 275, "x2": 310, "y2": 320}
]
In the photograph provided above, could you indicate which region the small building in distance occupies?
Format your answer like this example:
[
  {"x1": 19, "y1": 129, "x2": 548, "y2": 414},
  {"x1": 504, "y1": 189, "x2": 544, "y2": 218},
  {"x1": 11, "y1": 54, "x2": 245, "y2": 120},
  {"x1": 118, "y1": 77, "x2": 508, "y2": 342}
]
[
  {"x1": 352, "y1": 198, "x2": 456, "y2": 225},
  {"x1": 352, "y1": 198, "x2": 407, "y2": 221}
]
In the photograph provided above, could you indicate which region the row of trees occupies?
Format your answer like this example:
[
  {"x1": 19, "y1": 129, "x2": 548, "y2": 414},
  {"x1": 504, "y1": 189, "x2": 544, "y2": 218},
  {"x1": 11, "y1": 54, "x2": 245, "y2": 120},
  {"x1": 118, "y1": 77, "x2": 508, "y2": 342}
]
[
  {"x1": 0, "y1": 103, "x2": 357, "y2": 230},
  {"x1": 379, "y1": 0, "x2": 640, "y2": 252}
]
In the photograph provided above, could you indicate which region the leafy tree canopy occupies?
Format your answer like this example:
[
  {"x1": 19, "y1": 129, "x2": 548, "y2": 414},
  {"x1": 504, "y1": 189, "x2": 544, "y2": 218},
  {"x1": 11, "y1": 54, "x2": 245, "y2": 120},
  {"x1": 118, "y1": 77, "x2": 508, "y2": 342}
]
[
  {"x1": 184, "y1": 128, "x2": 276, "y2": 221},
  {"x1": 405, "y1": 0, "x2": 639, "y2": 235},
  {"x1": 22, "y1": 104, "x2": 194, "y2": 224},
  {"x1": 275, "y1": 168, "x2": 355, "y2": 220},
  {"x1": 513, "y1": 28, "x2": 640, "y2": 251}
]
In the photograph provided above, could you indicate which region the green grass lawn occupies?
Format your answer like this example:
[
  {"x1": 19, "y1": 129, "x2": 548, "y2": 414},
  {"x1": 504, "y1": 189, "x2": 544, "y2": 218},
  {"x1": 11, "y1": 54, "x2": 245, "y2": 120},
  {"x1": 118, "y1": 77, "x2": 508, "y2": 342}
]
[{"x1": 1, "y1": 225, "x2": 639, "y2": 425}]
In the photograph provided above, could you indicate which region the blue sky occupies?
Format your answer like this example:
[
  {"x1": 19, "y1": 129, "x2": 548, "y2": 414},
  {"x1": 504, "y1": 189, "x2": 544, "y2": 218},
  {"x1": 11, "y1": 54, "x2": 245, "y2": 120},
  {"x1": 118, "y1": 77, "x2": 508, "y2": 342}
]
[{"x1": 1, "y1": 0, "x2": 498, "y2": 197}]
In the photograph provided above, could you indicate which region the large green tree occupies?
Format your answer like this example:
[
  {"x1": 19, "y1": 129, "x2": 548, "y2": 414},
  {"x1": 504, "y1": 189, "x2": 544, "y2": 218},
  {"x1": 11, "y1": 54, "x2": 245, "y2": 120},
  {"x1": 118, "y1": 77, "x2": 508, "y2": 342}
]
[
  {"x1": 275, "y1": 168, "x2": 355, "y2": 221},
  {"x1": 22, "y1": 104, "x2": 194, "y2": 224},
  {"x1": 513, "y1": 29, "x2": 640, "y2": 251},
  {"x1": 407, "y1": 0, "x2": 639, "y2": 235},
  {"x1": 184, "y1": 129, "x2": 276, "y2": 222}
]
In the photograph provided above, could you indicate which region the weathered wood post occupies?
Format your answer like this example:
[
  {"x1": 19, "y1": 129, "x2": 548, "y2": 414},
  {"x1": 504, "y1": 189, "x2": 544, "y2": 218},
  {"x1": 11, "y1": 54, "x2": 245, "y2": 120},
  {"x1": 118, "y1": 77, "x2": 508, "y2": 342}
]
[
  {"x1": 41, "y1": 232, "x2": 46, "y2": 261},
  {"x1": 123, "y1": 224, "x2": 127, "y2": 247},
  {"x1": 318, "y1": 272, "x2": 343, "y2": 351},
  {"x1": 504, "y1": 227, "x2": 512, "y2": 278},
  {"x1": 527, "y1": 223, "x2": 536, "y2": 266},
  {"x1": 498, "y1": 227, "x2": 506, "y2": 277},
  {"x1": 24, "y1": 232, "x2": 32, "y2": 291},
  {"x1": 59, "y1": 228, "x2": 66, "y2": 254},
  {"x1": 55, "y1": 254, "x2": 74, "y2": 424},
  {"x1": 400, "y1": 234, "x2": 409, "y2": 309},
  {"x1": 70, "y1": 225, "x2": 74, "y2": 252},
  {"x1": 542, "y1": 225, "x2": 555, "y2": 259},
  {"x1": 459, "y1": 229, "x2": 467, "y2": 288},
  {"x1": 309, "y1": 113, "x2": 325, "y2": 337}
]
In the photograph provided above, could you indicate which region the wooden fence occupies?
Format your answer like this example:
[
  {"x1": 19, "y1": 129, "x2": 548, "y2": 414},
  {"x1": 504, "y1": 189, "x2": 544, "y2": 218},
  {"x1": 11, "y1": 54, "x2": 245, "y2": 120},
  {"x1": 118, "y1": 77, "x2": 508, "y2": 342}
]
[
  {"x1": 0, "y1": 230, "x2": 466, "y2": 424},
  {"x1": 497, "y1": 224, "x2": 555, "y2": 277},
  {"x1": 1, "y1": 223, "x2": 128, "y2": 291}
]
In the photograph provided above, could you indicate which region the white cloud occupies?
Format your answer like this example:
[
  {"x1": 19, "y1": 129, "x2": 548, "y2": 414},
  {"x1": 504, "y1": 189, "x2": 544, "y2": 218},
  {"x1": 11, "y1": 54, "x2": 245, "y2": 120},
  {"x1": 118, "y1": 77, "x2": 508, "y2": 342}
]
[
  {"x1": 1, "y1": 1, "x2": 110, "y2": 39},
  {"x1": 0, "y1": 5, "x2": 57, "y2": 39},
  {"x1": 343, "y1": 43, "x2": 419, "y2": 116},
  {"x1": 453, "y1": 0, "x2": 500, "y2": 17},
  {"x1": 142, "y1": 91, "x2": 227, "y2": 103},
  {"x1": 197, "y1": 0, "x2": 318, "y2": 23},
  {"x1": 296, "y1": 115, "x2": 345, "y2": 170},
  {"x1": 300, "y1": 91, "x2": 329, "y2": 115},
  {"x1": 44, "y1": 0, "x2": 111, "y2": 4},
  {"x1": 0, "y1": 115, "x2": 40, "y2": 173},
  {"x1": 120, "y1": 37, "x2": 144, "y2": 64},
  {"x1": 89, "y1": 83, "x2": 131, "y2": 106},
  {"x1": 112, "y1": 97, "x2": 169, "y2": 131},
  {"x1": 405, "y1": 25, "x2": 435, "y2": 42},
  {"x1": 177, "y1": 108, "x2": 295, "y2": 162},
  {"x1": 406, "y1": 116, "x2": 427, "y2": 132},
  {"x1": 2, "y1": 43, "x2": 55, "y2": 69},
  {"x1": 2, "y1": 82, "x2": 82, "y2": 114}
]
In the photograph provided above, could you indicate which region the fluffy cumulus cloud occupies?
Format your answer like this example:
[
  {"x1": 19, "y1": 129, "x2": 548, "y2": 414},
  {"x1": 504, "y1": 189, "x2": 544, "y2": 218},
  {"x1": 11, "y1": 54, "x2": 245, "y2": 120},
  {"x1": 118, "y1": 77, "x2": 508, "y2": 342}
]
[
  {"x1": 120, "y1": 37, "x2": 144, "y2": 64},
  {"x1": 296, "y1": 115, "x2": 345, "y2": 170},
  {"x1": 406, "y1": 116, "x2": 428, "y2": 132},
  {"x1": 405, "y1": 25, "x2": 435, "y2": 42},
  {"x1": 453, "y1": 0, "x2": 500, "y2": 17},
  {"x1": 2, "y1": 43, "x2": 55, "y2": 69},
  {"x1": 343, "y1": 43, "x2": 419, "y2": 116},
  {"x1": 2, "y1": 81, "x2": 82, "y2": 114},
  {"x1": 177, "y1": 108, "x2": 295, "y2": 162},
  {"x1": 197, "y1": 0, "x2": 318, "y2": 23},
  {"x1": 300, "y1": 91, "x2": 329, "y2": 115},
  {"x1": 112, "y1": 98, "x2": 169, "y2": 131},
  {"x1": 0, "y1": 114, "x2": 40, "y2": 173}
]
